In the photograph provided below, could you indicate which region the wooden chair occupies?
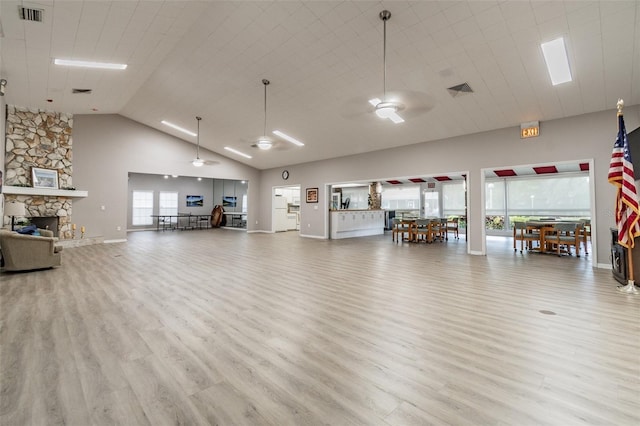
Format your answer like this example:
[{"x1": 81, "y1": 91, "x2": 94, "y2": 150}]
[
  {"x1": 513, "y1": 221, "x2": 539, "y2": 253},
  {"x1": 392, "y1": 218, "x2": 410, "y2": 243},
  {"x1": 545, "y1": 222, "x2": 581, "y2": 257},
  {"x1": 413, "y1": 219, "x2": 432, "y2": 243},
  {"x1": 446, "y1": 217, "x2": 459, "y2": 240},
  {"x1": 580, "y1": 219, "x2": 591, "y2": 255},
  {"x1": 429, "y1": 219, "x2": 445, "y2": 242}
]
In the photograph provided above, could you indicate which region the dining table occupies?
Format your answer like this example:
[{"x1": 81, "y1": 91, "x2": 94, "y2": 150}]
[{"x1": 524, "y1": 220, "x2": 583, "y2": 254}]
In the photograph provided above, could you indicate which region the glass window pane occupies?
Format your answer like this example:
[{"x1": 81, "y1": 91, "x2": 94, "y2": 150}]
[
  {"x1": 424, "y1": 192, "x2": 440, "y2": 217},
  {"x1": 132, "y1": 191, "x2": 153, "y2": 225},
  {"x1": 485, "y1": 181, "x2": 505, "y2": 215},
  {"x1": 159, "y1": 192, "x2": 178, "y2": 222},
  {"x1": 443, "y1": 182, "x2": 466, "y2": 216},
  {"x1": 381, "y1": 186, "x2": 420, "y2": 210},
  {"x1": 507, "y1": 175, "x2": 590, "y2": 217}
]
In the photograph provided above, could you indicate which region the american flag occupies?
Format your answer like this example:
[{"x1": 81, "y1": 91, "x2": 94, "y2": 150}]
[{"x1": 608, "y1": 113, "x2": 640, "y2": 248}]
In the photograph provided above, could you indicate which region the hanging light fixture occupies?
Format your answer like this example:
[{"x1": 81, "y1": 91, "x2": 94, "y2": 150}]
[
  {"x1": 371, "y1": 10, "x2": 404, "y2": 124},
  {"x1": 256, "y1": 79, "x2": 273, "y2": 150},
  {"x1": 192, "y1": 116, "x2": 204, "y2": 167}
]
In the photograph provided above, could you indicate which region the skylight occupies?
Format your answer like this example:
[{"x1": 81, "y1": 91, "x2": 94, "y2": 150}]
[{"x1": 541, "y1": 37, "x2": 572, "y2": 85}]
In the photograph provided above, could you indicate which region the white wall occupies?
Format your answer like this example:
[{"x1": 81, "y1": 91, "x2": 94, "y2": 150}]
[
  {"x1": 72, "y1": 114, "x2": 260, "y2": 241},
  {"x1": 67, "y1": 106, "x2": 640, "y2": 266},
  {"x1": 257, "y1": 106, "x2": 640, "y2": 265}
]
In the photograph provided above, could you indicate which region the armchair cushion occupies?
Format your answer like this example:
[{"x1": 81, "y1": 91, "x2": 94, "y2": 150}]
[{"x1": 0, "y1": 229, "x2": 62, "y2": 271}]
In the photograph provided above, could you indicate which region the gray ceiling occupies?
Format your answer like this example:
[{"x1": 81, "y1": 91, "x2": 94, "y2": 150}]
[{"x1": 1, "y1": 1, "x2": 638, "y2": 170}]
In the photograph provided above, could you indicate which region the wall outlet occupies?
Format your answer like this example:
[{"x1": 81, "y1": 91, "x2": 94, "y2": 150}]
[
  {"x1": 100, "y1": 205, "x2": 106, "y2": 211},
  {"x1": 307, "y1": 223, "x2": 311, "y2": 228},
  {"x1": 255, "y1": 220, "x2": 258, "y2": 225},
  {"x1": 116, "y1": 226, "x2": 121, "y2": 231}
]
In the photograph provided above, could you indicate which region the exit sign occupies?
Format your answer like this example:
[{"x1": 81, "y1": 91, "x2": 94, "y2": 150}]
[{"x1": 521, "y1": 121, "x2": 540, "y2": 139}]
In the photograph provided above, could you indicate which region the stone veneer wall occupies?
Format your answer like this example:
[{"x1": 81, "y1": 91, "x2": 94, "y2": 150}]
[
  {"x1": 4, "y1": 105, "x2": 74, "y2": 238},
  {"x1": 368, "y1": 182, "x2": 382, "y2": 210}
]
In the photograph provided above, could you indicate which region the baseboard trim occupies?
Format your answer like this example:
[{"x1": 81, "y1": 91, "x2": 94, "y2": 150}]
[
  {"x1": 104, "y1": 239, "x2": 127, "y2": 244},
  {"x1": 596, "y1": 262, "x2": 612, "y2": 269},
  {"x1": 300, "y1": 234, "x2": 326, "y2": 239}
]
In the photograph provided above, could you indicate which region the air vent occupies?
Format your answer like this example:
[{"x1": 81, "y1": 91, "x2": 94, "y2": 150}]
[
  {"x1": 18, "y1": 6, "x2": 44, "y2": 22},
  {"x1": 72, "y1": 89, "x2": 93, "y2": 94},
  {"x1": 447, "y1": 82, "x2": 474, "y2": 97}
]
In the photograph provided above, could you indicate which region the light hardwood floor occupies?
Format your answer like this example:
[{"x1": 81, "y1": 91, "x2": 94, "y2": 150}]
[{"x1": 1, "y1": 230, "x2": 638, "y2": 425}]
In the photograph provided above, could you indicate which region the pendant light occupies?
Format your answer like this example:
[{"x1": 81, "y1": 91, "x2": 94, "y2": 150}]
[
  {"x1": 373, "y1": 10, "x2": 404, "y2": 124},
  {"x1": 193, "y1": 116, "x2": 204, "y2": 167},
  {"x1": 256, "y1": 79, "x2": 273, "y2": 150}
]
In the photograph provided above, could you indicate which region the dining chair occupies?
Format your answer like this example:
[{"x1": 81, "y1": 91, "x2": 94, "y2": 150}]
[
  {"x1": 414, "y1": 219, "x2": 431, "y2": 243},
  {"x1": 392, "y1": 218, "x2": 410, "y2": 243},
  {"x1": 545, "y1": 222, "x2": 581, "y2": 257},
  {"x1": 429, "y1": 219, "x2": 445, "y2": 242},
  {"x1": 446, "y1": 217, "x2": 459, "y2": 240},
  {"x1": 580, "y1": 219, "x2": 591, "y2": 255},
  {"x1": 513, "y1": 221, "x2": 539, "y2": 253}
]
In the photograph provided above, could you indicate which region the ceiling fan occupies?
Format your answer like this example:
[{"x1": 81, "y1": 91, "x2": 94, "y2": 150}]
[
  {"x1": 249, "y1": 79, "x2": 305, "y2": 151},
  {"x1": 340, "y1": 10, "x2": 435, "y2": 123},
  {"x1": 371, "y1": 10, "x2": 404, "y2": 124},
  {"x1": 191, "y1": 116, "x2": 219, "y2": 166},
  {"x1": 252, "y1": 79, "x2": 274, "y2": 150}
]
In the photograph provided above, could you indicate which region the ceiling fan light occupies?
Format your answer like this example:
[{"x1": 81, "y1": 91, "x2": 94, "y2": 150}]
[
  {"x1": 192, "y1": 158, "x2": 204, "y2": 167},
  {"x1": 375, "y1": 102, "x2": 397, "y2": 118},
  {"x1": 256, "y1": 138, "x2": 272, "y2": 150}
]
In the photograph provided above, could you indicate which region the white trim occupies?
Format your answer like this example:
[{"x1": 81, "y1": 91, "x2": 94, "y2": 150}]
[
  {"x1": 300, "y1": 233, "x2": 326, "y2": 239},
  {"x1": 469, "y1": 250, "x2": 485, "y2": 255},
  {"x1": 596, "y1": 263, "x2": 612, "y2": 269},
  {"x1": 104, "y1": 239, "x2": 127, "y2": 244}
]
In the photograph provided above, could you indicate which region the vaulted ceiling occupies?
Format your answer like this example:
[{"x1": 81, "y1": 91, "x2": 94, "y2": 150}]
[{"x1": 1, "y1": 1, "x2": 638, "y2": 170}]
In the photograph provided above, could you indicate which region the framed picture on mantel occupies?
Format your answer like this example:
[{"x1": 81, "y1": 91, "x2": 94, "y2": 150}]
[{"x1": 32, "y1": 167, "x2": 59, "y2": 189}]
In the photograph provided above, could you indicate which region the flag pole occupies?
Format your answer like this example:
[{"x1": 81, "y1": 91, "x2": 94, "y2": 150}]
[{"x1": 616, "y1": 99, "x2": 639, "y2": 294}]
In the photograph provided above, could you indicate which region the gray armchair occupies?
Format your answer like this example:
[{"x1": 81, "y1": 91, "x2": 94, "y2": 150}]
[{"x1": 0, "y1": 229, "x2": 62, "y2": 271}]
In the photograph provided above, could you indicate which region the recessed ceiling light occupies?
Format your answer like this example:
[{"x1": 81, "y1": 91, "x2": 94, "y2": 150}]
[
  {"x1": 54, "y1": 58, "x2": 127, "y2": 70},
  {"x1": 541, "y1": 37, "x2": 572, "y2": 85},
  {"x1": 224, "y1": 147, "x2": 252, "y2": 159},
  {"x1": 161, "y1": 120, "x2": 197, "y2": 137},
  {"x1": 273, "y1": 130, "x2": 304, "y2": 146}
]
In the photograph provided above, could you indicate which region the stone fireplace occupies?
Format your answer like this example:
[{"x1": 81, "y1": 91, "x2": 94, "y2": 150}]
[
  {"x1": 3, "y1": 106, "x2": 75, "y2": 239},
  {"x1": 3, "y1": 194, "x2": 73, "y2": 238},
  {"x1": 30, "y1": 216, "x2": 60, "y2": 237}
]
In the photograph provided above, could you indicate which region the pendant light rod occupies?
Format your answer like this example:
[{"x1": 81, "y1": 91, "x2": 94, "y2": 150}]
[
  {"x1": 196, "y1": 116, "x2": 202, "y2": 159},
  {"x1": 262, "y1": 79, "x2": 270, "y2": 137},
  {"x1": 380, "y1": 10, "x2": 391, "y2": 101}
]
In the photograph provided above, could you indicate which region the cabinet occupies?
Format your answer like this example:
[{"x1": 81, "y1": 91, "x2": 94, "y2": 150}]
[{"x1": 330, "y1": 210, "x2": 385, "y2": 239}]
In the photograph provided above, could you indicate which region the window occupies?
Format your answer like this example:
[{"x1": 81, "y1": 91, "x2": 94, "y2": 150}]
[
  {"x1": 381, "y1": 186, "x2": 420, "y2": 210},
  {"x1": 132, "y1": 190, "x2": 153, "y2": 226},
  {"x1": 424, "y1": 191, "x2": 440, "y2": 217},
  {"x1": 485, "y1": 174, "x2": 590, "y2": 233},
  {"x1": 159, "y1": 192, "x2": 178, "y2": 223},
  {"x1": 507, "y1": 175, "x2": 590, "y2": 217},
  {"x1": 442, "y1": 181, "x2": 466, "y2": 217}
]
